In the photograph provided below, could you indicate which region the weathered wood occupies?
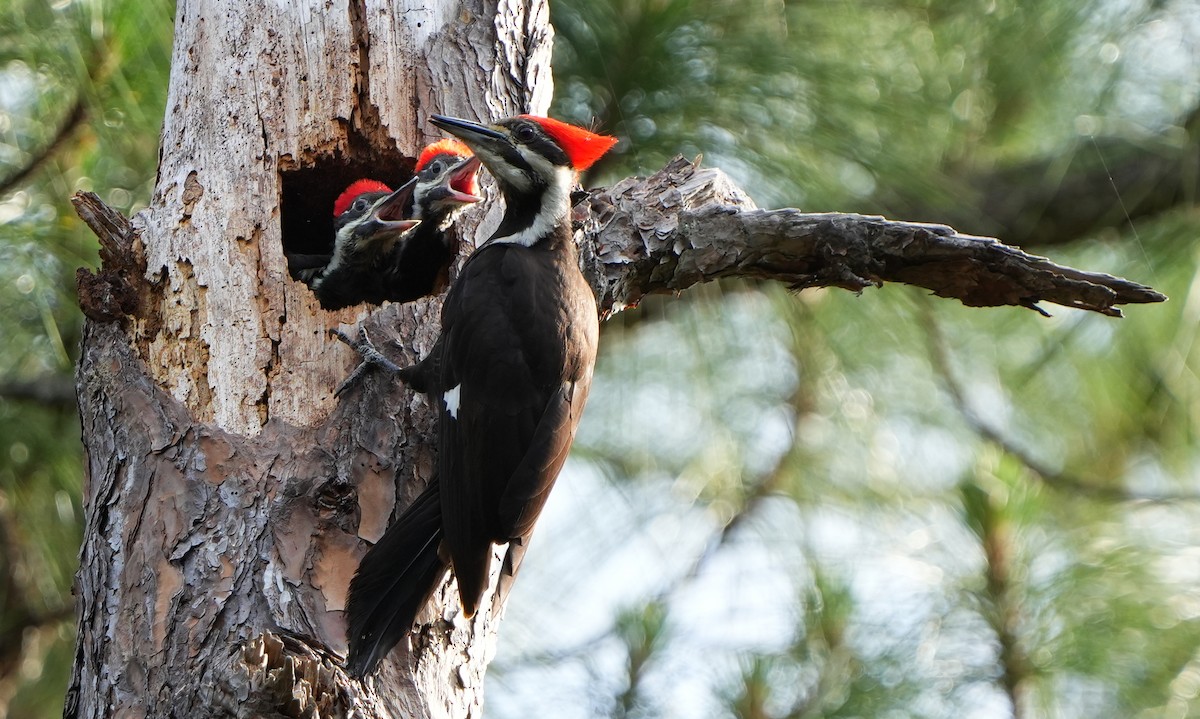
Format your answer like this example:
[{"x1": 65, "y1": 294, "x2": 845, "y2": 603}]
[
  {"x1": 73, "y1": 191, "x2": 146, "y2": 324},
  {"x1": 69, "y1": 161, "x2": 1167, "y2": 717},
  {"x1": 579, "y1": 156, "x2": 1165, "y2": 318}
]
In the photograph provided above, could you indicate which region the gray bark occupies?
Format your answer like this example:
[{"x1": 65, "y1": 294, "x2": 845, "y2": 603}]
[
  {"x1": 67, "y1": 157, "x2": 1164, "y2": 718},
  {"x1": 578, "y1": 156, "x2": 1162, "y2": 318}
]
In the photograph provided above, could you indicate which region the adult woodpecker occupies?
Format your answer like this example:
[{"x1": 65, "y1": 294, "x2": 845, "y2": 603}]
[
  {"x1": 304, "y1": 141, "x2": 481, "y2": 309},
  {"x1": 343, "y1": 114, "x2": 617, "y2": 677}
]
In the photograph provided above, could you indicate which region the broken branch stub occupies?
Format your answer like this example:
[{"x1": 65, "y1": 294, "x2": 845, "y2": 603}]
[{"x1": 72, "y1": 191, "x2": 146, "y2": 324}]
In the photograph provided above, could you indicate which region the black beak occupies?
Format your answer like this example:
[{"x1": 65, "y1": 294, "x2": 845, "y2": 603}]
[
  {"x1": 356, "y1": 179, "x2": 419, "y2": 244},
  {"x1": 373, "y1": 177, "x2": 417, "y2": 223},
  {"x1": 431, "y1": 115, "x2": 509, "y2": 151}
]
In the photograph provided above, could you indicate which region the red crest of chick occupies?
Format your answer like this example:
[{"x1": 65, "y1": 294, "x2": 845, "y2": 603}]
[
  {"x1": 333, "y1": 179, "x2": 391, "y2": 217},
  {"x1": 416, "y1": 139, "x2": 472, "y2": 171},
  {"x1": 416, "y1": 139, "x2": 479, "y2": 199},
  {"x1": 518, "y1": 115, "x2": 617, "y2": 171}
]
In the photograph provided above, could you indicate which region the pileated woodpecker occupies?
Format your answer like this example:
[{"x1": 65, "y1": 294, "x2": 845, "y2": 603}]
[
  {"x1": 343, "y1": 115, "x2": 617, "y2": 677},
  {"x1": 302, "y1": 141, "x2": 481, "y2": 310}
]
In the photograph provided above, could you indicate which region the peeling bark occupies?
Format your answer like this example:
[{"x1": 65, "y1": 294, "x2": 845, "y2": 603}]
[
  {"x1": 68, "y1": 0, "x2": 551, "y2": 717},
  {"x1": 68, "y1": 162, "x2": 1164, "y2": 717}
]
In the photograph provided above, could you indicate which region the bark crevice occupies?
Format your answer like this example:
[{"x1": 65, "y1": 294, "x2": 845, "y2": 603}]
[
  {"x1": 347, "y1": 0, "x2": 396, "y2": 155},
  {"x1": 69, "y1": 161, "x2": 1167, "y2": 716}
]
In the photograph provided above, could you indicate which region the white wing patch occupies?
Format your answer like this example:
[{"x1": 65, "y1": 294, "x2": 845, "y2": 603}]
[{"x1": 444, "y1": 384, "x2": 461, "y2": 419}]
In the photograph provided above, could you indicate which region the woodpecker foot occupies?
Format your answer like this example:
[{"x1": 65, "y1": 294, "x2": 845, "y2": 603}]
[
  {"x1": 331, "y1": 327, "x2": 404, "y2": 396},
  {"x1": 295, "y1": 267, "x2": 324, "y2": 284}
]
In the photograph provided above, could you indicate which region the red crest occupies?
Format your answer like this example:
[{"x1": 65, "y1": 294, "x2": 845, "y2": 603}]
[
  {"x1": 416, "y1": 139, "x2": 472, "y2": 171},
  {"x1": 333, "y1": 179, "x2": 391, "y2": 217},
  {"x1": 519, "y1": 115, "x2": 617, "y2": 171}
]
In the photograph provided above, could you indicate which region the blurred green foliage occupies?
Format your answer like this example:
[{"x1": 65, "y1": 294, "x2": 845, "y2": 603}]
[
  {"x1": 2, "y1": 0, "x2": 1199, "y2": 717},
  {"x1": 0, "y1": 0, "x2": 173, "y2": 716}
]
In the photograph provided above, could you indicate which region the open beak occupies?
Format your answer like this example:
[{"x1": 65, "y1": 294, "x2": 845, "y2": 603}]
[
  {"x1": 374, "y1": 179, "x2": 418, "y2": 225},
  {"x1": 360, "y1": 180, "x2": 420, "y2": 242},
  {"x1": 447, "y1": 155, "x2": 483, "y2": 204},
  {"x1": 431, "y1": 115, "x2": 509, "y2": 155}
]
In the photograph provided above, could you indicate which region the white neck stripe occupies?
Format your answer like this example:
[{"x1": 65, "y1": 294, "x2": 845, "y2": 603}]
[{"x1": 490, "y1": 165, "x2": 574, "y2": 247}]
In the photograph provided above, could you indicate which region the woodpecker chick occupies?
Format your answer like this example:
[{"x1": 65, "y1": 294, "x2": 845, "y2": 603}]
[
  {"x1": 287, "y1": 178, "x2": 391, "y2": 284},
  {"x1": 344, "y1": 114, "x2": 616, "y2": 677},
  {"x1": 309, "y1": 180, "x2": 420, "y2": 310},
  {"x1": 303, "y1": 144, "x2": 481, "y2": 309},
  {"x1": 375, "y1": 139, "x2": 481, "y2": 303}
]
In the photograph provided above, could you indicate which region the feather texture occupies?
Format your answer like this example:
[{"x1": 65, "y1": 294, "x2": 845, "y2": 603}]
[{"x1": 344, "y1": 480, "x2": 447, "y2": 678}]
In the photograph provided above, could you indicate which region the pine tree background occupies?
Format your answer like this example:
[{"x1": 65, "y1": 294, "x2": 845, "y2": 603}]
[{"x1": 1, "y1": 1, "x2": 1197, "y2": 717}]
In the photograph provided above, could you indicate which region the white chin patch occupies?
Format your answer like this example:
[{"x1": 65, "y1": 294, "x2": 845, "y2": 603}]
[{"x1": 444, "y1": 384, "x2": 461, "y2": 419}]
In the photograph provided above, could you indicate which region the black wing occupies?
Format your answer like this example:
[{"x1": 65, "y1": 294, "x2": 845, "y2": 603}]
[
  {"x1": 496, "y1": 378, "x2": 589, "y2": 538},
  {"x1": 436, "y1": 247, "x2": 543, "y2": 616},
  {"x1": 436, "y1": 243, "x2": 597, "y2": 617}
]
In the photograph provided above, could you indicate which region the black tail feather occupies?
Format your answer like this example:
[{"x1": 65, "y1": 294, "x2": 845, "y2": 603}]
[
  {"x1": 490, "y1": 535, "x2": 530, "y2": 618},
  {"x1": 345, "y1": 479, "x2": 446, "y2": 678}
]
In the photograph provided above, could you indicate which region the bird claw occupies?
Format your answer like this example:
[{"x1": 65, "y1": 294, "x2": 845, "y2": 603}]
[
  {"x1": 332, "y1": 327, "x2": 404, "y2": 396},
  {"x1": 296, "y1": 267, "x2": 324, "y2": 285}
]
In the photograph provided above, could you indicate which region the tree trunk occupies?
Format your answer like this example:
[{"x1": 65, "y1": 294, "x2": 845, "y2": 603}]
[{"x1": 66, "y1": 0, "x2": 552, "y2": 716}]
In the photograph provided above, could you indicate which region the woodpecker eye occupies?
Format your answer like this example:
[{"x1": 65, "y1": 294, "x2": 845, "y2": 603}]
[
  {"x1": 514, "y1": 124, "x2": 537, "y2": 143},
  {"x1": 352, "y1": 197, "x2": 370, "y2": 213},
  {"x1": 428, "y1": 160, "x2": 444, "y2": 174}
]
